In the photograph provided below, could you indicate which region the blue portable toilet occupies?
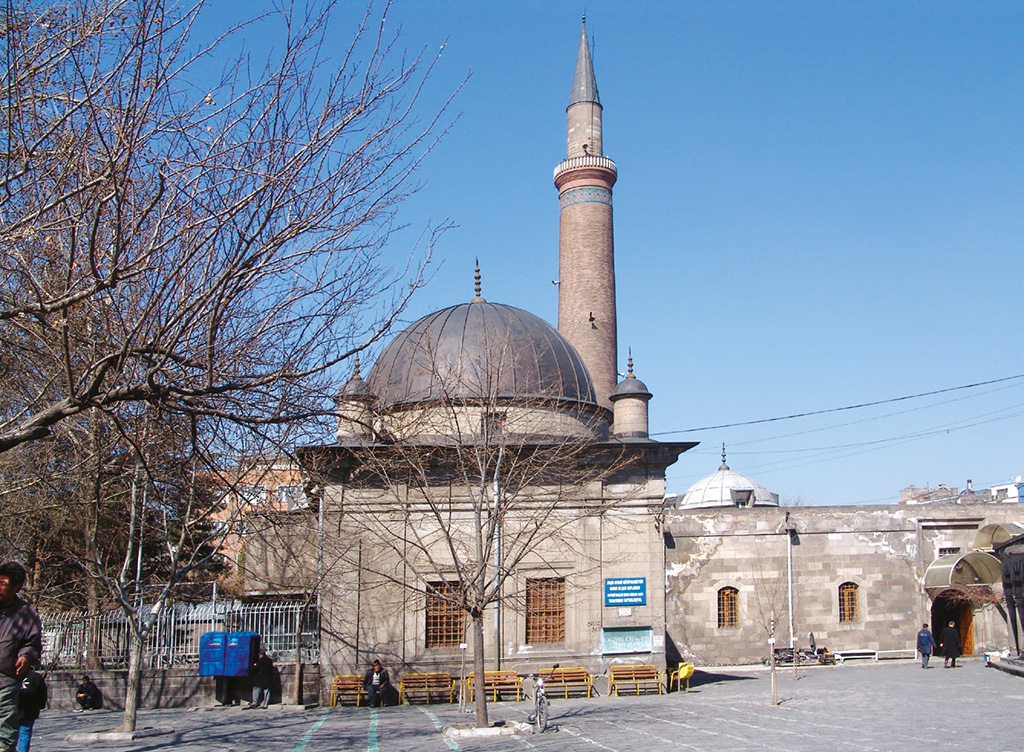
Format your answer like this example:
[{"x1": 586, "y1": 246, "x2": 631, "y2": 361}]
[
  {"x1": 224, "y1": 631, "x2": 261, "y2": 677},
  {"x1": 198, "y1": 631, "x2": 227, "y2": 677}
]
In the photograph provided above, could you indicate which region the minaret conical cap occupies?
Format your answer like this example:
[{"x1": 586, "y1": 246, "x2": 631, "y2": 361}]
[{"x1": 569, "y1": 16, "x2": 600, "y2": 106}]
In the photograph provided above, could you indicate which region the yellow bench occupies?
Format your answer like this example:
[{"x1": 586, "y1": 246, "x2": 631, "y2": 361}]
[
  {"x1": 537, "y1": 666, "x2": 594, "y2": 699},
  {"x1": 670, "y1": 662, "x2": 695, "y2": 692},
  {"x1": 399, "y1": 673, "x2": 455, "y2": 704},
  {"x1": 329, "y1": 675, "x2": 364, "y2": 707},
  {"x1": 466, "y1": 670, "x2": 523, "y2": 702},
  {"x1": 607, "y1": 664, "x2": 665, "y2": 696}
]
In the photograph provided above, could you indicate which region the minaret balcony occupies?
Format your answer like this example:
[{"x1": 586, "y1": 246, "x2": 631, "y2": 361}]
[{"x1": 553, "y1": 155, "x2": 618, "y2": 182}]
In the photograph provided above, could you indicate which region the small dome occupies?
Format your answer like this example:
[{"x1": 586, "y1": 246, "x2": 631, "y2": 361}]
[
  {"x1": 367, "y1": 301, "x2": 597, "y2": 409},
  {"x1": 339, "y1": 357, "x2": 372, "y2": 399},
  {"x1": 677, "y1": 453, "x2": 779, "y2": 510},
  {"x1": 610, "y1": 356, "x2": 651, "y2": 401}
]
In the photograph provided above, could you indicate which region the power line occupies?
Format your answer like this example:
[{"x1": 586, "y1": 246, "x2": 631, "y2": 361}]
[{"x1": 651, "y1": 373, "x2": 1024, "y2": 436}]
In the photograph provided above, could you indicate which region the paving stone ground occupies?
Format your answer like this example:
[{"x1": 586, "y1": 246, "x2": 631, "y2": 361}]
[{"x1": 24, "y1": 658, "x2": 1022, "y2": 752}]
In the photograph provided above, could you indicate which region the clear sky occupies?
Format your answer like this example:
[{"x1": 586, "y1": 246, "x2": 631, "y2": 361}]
[{"x1": 210, "y1": 0, "x2": 1023, "y2": 506}]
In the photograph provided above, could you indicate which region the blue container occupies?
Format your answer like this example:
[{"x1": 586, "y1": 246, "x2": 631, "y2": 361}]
[
  {"x1": 198, "y1": 631, "x2": 227, "y2": 677},
  {"x1": 224, "y1": 631, "x2": 261, "y2": 678}
]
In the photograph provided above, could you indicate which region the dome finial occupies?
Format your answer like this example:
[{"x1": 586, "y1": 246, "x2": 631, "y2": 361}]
[
  {"x1": 720, "y1": 443, "x2": 729, "y2": 471},
  {"x1": 353, "y1": 354, "x2": 361, "y2": 379},
  {"x1": 626, "y1": 349, "x2": 635, "y2": 379},
  {"x1": 471, "y1": 258, "x2": 486, "y2": 303}
]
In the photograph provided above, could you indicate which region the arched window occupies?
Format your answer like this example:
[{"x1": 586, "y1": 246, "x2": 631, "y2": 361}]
[
  {"x1": 718, "y1": 586, "x2": 739, "y2": 628},
  {"x1": 838, "y1": 582, "x2": 859, "y2": 622}
]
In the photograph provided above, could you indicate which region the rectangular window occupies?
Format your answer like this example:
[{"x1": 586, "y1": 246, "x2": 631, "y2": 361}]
[
  {"x1": 838, "y1": 582, "x2": 859, "y2": 623},
  {"x1": 526, "y1": 577, "x2": 565, "y2": 644},
  {"x1": 938, "y1": 546, "x2": 961, "y2": 557},
  {"x1": 425, "y1": 582, "x2": 464, "y2": 648},
  {"x1": 277, "y1": 485, "x2": 307, "y2": 511},
  {"x1": 238, "y1": 485, "x2": 266, "y2": 507},
  {"x1": 717, "y1": 587, "x2": 739, "y2": 628}
]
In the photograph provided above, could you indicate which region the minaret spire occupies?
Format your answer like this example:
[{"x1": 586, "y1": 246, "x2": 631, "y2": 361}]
[{"x1": 555, "y1": 17, "x2": 618, "y2": 411}]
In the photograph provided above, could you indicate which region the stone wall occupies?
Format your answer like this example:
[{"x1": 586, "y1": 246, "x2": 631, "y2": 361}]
[
  {"x1": 44, "y1": 663, "x2": 321, "y2": 710},
  {"x1": 665, "y1": 503, "x2": 1023, "y2": 665}
]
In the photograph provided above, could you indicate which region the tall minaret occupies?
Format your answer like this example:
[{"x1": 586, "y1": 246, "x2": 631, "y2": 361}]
[{"x1": 555, "y1": 16, "x2": 618, "y2": 410}]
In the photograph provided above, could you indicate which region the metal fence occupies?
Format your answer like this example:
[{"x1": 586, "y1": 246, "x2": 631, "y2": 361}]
[{"x1": 40, "y1": 600, "x2": 319, "y2": 670}]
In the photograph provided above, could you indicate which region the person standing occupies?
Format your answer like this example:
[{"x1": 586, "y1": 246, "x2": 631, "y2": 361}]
[
  {"x1": 939, "y1": 620, "x2": 962, "y2": 668},
  {"x1": 916, "y1": 623, "x2": 937, "y2": 668},
  {"x1": 0, "y1": 563, "x2": 42, "y2": 752},
  {"x1": 246, "y1": 649, "x2": 273, "y2": 709},
  {"x1": 16, "y1": 670, "x2": 46, "y2": 752},
  {"x1": 362, "y1": 660, "x2": 390, "y2": 708}
]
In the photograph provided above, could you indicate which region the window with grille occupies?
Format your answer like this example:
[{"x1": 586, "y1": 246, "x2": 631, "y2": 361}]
[
  {"x1": 425, "y1": 582, "x2": 464, "y2": 648},
  {"x1": 939, "y1": 546, "x2": 961, "y2": 557},
  {"x1": 838, "y1": 582, "x2": 859, "y2": 622},
  {"x1": 277, "y1": 485, "x2": 307, "y2": 511},
  {"x1": 526, "y1": 578, "x2": 565, "y2": 644},
  {"x1": 717, "y1": 586, "x2": 739, "y2": 628}
]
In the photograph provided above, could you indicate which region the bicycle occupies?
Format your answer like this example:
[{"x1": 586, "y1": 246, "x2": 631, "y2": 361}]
[{"x1": 527, "y1": 664, "x2": 559, "y2": 733}]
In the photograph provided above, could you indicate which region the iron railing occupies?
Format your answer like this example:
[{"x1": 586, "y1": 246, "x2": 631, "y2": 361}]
[{"x1": 40, "y1": 600, "x2": 319, "y2": 670}]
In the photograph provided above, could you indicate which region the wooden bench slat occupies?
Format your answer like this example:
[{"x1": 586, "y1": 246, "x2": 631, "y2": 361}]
[
  {"x1": 466, "y1": 670, "x2": 522, "y2": 702},
  {"x1": 537, "y1": 666, "x2": 594, "y2": 699},
  {"x1": 607, "y1": 664, "x2": 665, "y2": 696},
  {"x1": 399, "y1": 673, "x2": 455, "y2": 705},
  {"x1": 329, "y1": 675, "x2": 364, "y2": 707}
]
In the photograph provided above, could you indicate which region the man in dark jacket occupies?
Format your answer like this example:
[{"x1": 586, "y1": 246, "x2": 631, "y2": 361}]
[
  {"x1": 916, "y1": 623, "x2": 937, "y2": 669},
  {"x1": 362, "y1": 660, "x2": 390, "y2": 708},
  {"x1": 17, "y1": 669, "x2": 46, "y2": 752},
  {"x1": 246, "y1": 649, "x2": 274, "y2": 709},
  {"x1": 939, "y1": 620, "x2": 963, "y2": 668},
  {"x1": 0, "y1": 562, "x2": 42, "y2": 752},
  {"x1": 75, "y1": 676, "x2": 100, "y2": 711}
]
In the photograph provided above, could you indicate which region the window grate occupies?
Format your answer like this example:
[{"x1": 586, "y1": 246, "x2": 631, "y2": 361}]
[
  {"x1": 838, "y1": 582, "x2": 859, "y2": 622},
  {"x1": 425, "y1": 582, "x2": 464, "y2": 648},
  {"x1": 526, "y1": 578, "x2": 565, "y2": 644},
  {"x1": 717, "y1": 586, "x2": 739, "y2": 628}
]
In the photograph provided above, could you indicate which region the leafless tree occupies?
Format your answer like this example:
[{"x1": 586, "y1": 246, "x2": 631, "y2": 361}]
[
  {"x1": 0, "y1": 0, "x2": 454, "y2": 456},
  {"x1": 1, "y1": 0, "x2": 457, "y2": 731}
]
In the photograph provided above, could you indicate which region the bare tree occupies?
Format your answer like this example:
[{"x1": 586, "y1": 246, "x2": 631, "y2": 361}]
[
  {"x1": 0, "y1": 0, "x2": 454, "y2": 456},
  {"x1": 1, "y1": 0, "x2": 458, "y2": 731},
  {"x1": 749, "y1": 534, "x2": 790, "y2": 705}
]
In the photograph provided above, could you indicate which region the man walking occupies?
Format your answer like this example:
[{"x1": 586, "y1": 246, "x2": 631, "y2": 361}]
[
  {"x1": 940, "y1": 620, "x2": 962, "y2": 668},
  {"x1": 246, "y1": 649, "x2": 273, "y2": 709},
  {"x1": 0, "y1": 562, "x2": 42, "y2": 752},
  {"x1": 916, "y1": 623, "x2": 936, "y2": 668}
]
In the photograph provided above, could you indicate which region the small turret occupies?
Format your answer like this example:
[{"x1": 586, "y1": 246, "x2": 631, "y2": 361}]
[
  {"x1": 336, "y1": 356, "x2": 375, "y2": 441},
  {"x1": 610, "y1": 355, "x2": 652, "y2": 439}
]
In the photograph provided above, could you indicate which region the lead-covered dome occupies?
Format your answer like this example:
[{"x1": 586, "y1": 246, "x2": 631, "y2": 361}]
[
  {"x1": 676, "y1": 452, "x2": 779, "y2": 510},
  {"x1": 367, "y1": 300, "x2": 598, "y2": 409}
]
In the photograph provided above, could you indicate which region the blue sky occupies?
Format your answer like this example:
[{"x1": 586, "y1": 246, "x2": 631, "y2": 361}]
[{"x1": 211, "y1": 1, "x2": 1023, "y2": 505}]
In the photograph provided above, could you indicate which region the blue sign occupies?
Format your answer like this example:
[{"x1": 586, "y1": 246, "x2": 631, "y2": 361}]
[{"x1": 604, "y1": 577, "x2": 647, "y2": 607}]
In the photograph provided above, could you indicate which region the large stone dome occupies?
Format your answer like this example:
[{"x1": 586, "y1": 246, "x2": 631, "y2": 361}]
[
  {"x1": 367, "y1": 300, "x2": 598, "y2": 410},
  {"x1": 676, "y1": 456, "x2": 779, "y2": 510}
]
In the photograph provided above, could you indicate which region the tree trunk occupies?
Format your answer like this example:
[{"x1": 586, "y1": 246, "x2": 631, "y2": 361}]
[
  {"x1": 85, "y1": 578, "x2": 102, "y2": 670},
  {"x1": 292, "y1": 608, "x2": 303, "y2": 706},
  {"x1": 472, "y1": 613, "x2": 488, "y2": 728},
  {"x1": 122, "y1": 628, "x2": 144, "y2": 732}
]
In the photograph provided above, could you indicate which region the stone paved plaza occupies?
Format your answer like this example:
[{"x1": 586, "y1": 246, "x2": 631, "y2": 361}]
[{"x1": 25, "y1": 659, "x2": 1022, "y2": 751}]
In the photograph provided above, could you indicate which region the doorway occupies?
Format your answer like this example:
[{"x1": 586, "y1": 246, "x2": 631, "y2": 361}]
[{"x1": 931, "y1": 589, "x2": 975, "y2": 655}]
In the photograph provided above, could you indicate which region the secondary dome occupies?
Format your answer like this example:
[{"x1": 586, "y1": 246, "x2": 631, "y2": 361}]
[
  {"x1": 367, "y1": 300, "x2": 598, "y2": 409},
  {"x1": 676, "y1": 450, "x2": 779, "y2": 510}
]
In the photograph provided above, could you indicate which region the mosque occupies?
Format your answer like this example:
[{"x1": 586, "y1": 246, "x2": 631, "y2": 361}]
[{"x1": 245, "y1": 20, "x2": 1022, "y2": 695}]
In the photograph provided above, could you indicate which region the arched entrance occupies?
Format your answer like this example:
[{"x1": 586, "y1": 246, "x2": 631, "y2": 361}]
[{"x1": 931, "y1": 589, "x2": 974, "y2": 655}]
